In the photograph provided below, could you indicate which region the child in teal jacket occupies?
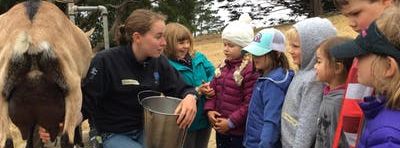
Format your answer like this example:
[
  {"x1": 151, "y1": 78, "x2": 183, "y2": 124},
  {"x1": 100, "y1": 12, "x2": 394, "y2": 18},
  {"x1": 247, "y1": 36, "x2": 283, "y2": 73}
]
[{"x1": 164, "y1": 22, "x2": 215, "y2": 148}]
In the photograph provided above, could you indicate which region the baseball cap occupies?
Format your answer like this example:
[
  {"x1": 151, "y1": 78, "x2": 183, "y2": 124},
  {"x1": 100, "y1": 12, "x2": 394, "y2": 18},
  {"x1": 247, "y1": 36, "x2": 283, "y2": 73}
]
[
  {"x1": 243, "y1": 28, "x2": 286, "y2": 56},
  {"x1": 330, "y1": 21, "x2": 400, "y2": 59}
]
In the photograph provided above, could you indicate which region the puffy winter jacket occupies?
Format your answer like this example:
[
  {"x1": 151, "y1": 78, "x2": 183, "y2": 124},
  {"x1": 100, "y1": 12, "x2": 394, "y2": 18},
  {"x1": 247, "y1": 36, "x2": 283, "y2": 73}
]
[
  {"x1": 357, "y1": 95, "x2": 400, "y2": 148},
  {"x1": 204, "y1": 57, "x2": 258, "y2": 136}
]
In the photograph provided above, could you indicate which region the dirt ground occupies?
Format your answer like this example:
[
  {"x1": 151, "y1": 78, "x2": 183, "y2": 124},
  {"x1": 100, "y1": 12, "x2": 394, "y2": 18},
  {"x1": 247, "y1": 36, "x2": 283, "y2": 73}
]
[{"x1": 9, "y1": 14, "x2": 356, "y2": 148}]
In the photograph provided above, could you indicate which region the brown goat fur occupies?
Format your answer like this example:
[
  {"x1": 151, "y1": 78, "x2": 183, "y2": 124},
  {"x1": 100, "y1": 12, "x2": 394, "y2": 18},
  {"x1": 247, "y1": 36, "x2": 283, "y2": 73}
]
[{"x1": 0, "y1": 0, "x2": 92, "y2": 147}]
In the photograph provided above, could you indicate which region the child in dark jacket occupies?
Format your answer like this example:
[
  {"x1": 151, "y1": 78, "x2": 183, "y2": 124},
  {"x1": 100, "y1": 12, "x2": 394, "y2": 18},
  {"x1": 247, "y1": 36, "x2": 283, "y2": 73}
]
[
  {"x1": 313, "y1": 37, "x2": 354, "y2": 148},
  {"x1": 204, "y1": 13, "x2": 259, "y2": 148},
  {"x1": 242, "y1": 28, "x2": 294, "y2": 148},
  {"x1": 330, "y1": 6, "x2": 400, "y2": 148}
]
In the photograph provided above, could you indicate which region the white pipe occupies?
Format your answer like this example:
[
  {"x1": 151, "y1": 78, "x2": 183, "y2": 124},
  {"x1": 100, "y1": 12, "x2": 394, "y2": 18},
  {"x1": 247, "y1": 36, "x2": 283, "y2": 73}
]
[
  {"x1": 68, "y1": 4, "x2": 110, "y2": 49},
  {"x1": 67, "y1": 3, "x2": 75, "y2": 24}
]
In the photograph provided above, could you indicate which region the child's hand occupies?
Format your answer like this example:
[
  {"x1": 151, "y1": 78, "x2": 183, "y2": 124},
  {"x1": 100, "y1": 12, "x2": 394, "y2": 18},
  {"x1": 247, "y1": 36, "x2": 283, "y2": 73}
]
[
  {"x1": 201, "y1": 83, "x2": 215, "y2": 99},
  {"x1": 215, "y1": 118, "x2": 230, "y2": 134},
  {"x1": 197, "y1": 83, "x2": 208, "y2": 95},
  {"x1": 207, "y1": 111, "x2": 220, "y2": 126}
]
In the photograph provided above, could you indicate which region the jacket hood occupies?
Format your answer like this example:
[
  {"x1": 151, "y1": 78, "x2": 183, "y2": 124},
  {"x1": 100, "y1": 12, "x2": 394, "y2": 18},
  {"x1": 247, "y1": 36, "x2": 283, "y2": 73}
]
[
  {"x1": 259, "y1": 67, "x2": 294, "y2": 91},
  {"x1": 293, "y1": 17, "x2": 337, "y2": 71}
]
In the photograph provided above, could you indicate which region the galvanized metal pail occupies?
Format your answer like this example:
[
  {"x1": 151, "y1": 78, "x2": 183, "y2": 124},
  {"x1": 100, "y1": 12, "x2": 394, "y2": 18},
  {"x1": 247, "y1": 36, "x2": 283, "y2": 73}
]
[{"x1": 138, "y1": 91, "x2": 187, "y2": 148}]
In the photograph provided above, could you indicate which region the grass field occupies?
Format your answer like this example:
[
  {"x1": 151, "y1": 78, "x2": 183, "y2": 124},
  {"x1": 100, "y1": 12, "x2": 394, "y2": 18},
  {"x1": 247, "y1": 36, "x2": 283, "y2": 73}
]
[{"x1": 10, "y1": 14, "x2": 357, "y2": 148}]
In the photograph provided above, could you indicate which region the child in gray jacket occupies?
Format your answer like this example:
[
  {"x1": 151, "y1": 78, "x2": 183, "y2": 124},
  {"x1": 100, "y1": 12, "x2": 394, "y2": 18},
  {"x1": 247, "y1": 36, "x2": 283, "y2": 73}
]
[
  {"x1": 281, "y1": 17, "x2": 337, "y2": 148},
  {"x1": 313, "y1": 37, "x2": 354, "y2": 148}
]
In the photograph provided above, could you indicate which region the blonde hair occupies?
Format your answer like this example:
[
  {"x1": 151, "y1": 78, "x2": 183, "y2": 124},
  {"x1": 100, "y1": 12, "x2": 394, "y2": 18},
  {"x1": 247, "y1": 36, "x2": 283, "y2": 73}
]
[
  {"x1": 376, "y1": 6, "x2": 400, "y2": 49},
  {"x1": 368, "y1": 56, "x2": 399, "y2": 109},
  {"x1": 163, "y1": 23, "x2": 195, "y2": 59},
  {"x1": 371, "y1": 6, "x2": 400, "y2": 109},
  {"x1": 285, "y1": 28, "x2": 301, "y2": 70},
  {"x1": 285, "y1": 28, "x2": 299, "y2": 44},
  {"x1": 214, "y1": 53, "x2": 252, "y2": 86}
]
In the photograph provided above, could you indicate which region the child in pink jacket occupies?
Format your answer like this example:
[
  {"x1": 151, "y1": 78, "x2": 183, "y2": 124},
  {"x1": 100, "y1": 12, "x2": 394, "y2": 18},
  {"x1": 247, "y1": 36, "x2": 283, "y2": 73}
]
[{"x1": 204, "y1": 13, "x2": 259, "y2": 148}]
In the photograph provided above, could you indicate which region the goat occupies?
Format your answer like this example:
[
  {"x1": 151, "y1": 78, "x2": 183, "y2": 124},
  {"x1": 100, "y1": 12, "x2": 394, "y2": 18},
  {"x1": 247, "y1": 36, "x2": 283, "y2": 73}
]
[{"x1": 0, "y1": 0, "x2": 92, "y2": 147}]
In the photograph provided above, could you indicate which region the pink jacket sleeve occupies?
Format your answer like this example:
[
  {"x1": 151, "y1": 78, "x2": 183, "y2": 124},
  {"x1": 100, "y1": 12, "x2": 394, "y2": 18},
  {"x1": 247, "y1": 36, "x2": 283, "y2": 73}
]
[
  {"x1": 229, "y1": 64, "x2": 259, "y2": 127},
  {"x1": 204, "y1": 78, "x2": 217, "y2": 112}
]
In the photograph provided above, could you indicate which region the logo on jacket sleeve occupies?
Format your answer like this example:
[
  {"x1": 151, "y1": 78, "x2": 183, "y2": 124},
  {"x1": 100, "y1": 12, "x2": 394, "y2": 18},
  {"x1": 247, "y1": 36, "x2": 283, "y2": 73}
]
[
  {"x1": 88, "y1": 67, "x2": 98, "y2": 80},
  {"x1": 154, "y1": 72, "x2": 160, "y2": 85}
]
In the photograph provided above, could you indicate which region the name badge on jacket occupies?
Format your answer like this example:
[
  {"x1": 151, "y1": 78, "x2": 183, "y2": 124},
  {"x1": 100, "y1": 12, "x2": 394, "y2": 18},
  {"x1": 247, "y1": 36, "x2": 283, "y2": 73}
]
[{"x1": 121, "y1": 79, "x2": 140, "y2": 85}]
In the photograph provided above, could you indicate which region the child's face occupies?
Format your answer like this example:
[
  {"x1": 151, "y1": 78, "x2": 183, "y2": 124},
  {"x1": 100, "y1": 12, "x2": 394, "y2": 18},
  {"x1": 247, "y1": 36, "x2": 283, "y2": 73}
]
[
  {"x1": 253, "y1": 54, "x2": 271, "y2": 74},
  {"x1": 223, "y1": 40, "x2": 242, "y2": 60},
  {"x1": 341, "y1": 0, "x2": 391, "y2": 32},
  {"x1": 288, "y1": 38, "x2": 302, "y2": 66},
  {"x1": 314, "y1": 49, "x2": 333, "y2": 83},
  {"x1": 357, "y1": 54, "x2": 376, "y2": 86},
  {"x1": 175, "y1": 39, "x2": 190, "y2": 59}
]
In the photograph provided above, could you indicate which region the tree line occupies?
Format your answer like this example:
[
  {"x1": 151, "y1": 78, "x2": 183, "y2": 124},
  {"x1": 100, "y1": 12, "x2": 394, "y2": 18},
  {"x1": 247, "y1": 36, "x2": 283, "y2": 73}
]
[{"x1": 0, "y1": 0, "x2": 337, "y2": 50}]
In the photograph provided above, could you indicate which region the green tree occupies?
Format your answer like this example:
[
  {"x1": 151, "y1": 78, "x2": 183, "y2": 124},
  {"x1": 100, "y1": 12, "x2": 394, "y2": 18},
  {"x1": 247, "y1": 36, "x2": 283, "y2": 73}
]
[
  {"x1": 217, "y1": 0, "x2": 336, "y2": 26},
  {"x1": 155, "y1": 0, "x2": 223, "y2": 35},
  {"x1": 71, "y1": 0, "x2": 152, "y2": 50},
  {"x1": 155, "y1": 0, "x2": 197, "y2": 31},
  {"x1": 194, "y1": 0, "x2": 224, "y2": 35}
]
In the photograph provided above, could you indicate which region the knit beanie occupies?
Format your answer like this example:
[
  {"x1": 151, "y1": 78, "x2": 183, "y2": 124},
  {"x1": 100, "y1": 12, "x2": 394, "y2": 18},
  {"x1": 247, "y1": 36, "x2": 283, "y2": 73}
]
[{"x1": 221, "y1": 13, "x2": 254, "y2": 48}]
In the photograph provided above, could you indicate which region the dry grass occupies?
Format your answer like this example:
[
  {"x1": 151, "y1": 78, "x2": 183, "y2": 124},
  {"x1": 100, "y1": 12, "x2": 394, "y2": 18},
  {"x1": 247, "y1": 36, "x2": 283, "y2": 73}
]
[{"x1": 9, "y1": 14, "x2": 357, "y2": 148}]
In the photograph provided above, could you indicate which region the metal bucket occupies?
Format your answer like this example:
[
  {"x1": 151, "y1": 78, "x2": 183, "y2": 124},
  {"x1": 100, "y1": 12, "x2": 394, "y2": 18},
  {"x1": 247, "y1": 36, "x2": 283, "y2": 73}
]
[{"x1": 138, "y1": 91, "x2": 187, "y2": 148}]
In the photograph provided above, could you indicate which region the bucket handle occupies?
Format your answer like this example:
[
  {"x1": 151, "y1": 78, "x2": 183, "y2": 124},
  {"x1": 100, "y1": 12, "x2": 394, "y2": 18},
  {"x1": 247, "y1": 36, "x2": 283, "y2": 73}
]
[{"x1": 137, "y1": 90, "x2": 165, "y2": 105}]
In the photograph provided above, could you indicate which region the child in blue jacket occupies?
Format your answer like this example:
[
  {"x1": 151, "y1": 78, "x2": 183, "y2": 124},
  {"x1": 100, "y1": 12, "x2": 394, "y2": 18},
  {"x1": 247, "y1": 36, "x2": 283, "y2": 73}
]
[{"x1": 243, "y1": 28, "x2": 294, "y2": 148}]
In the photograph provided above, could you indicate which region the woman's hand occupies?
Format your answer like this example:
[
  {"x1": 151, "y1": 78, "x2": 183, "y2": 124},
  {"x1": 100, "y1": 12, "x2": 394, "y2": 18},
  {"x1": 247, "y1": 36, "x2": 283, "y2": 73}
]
[
  {"x1": 38, "y1": 127, "x2": 51, "y2": 143},
  {"x1": 174, "y1": 94, "x2": 197, "y2": 129},
  {"x1": 38, "y1": 123, "x2": 63, "y2": 143}
]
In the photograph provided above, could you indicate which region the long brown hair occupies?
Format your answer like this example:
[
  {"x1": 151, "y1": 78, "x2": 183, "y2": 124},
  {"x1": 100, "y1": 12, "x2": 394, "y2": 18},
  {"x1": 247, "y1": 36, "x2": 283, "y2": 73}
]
[
  {"x1": 265, "y1": 51, "x2": 290, "y2": 71},
  {"x1": 114, "y1": 9, "x2": 166, "y2": 45}
]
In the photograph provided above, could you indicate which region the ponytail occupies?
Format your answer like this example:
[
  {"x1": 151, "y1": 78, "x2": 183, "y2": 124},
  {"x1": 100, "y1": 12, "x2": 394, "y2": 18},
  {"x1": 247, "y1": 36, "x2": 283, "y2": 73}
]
[
  {"x1": 114, "y1": 9, "x2": 166, "y2": 46},
  {"x1": 114, "y1": 24, "x2": 128, "y2": 45}
]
